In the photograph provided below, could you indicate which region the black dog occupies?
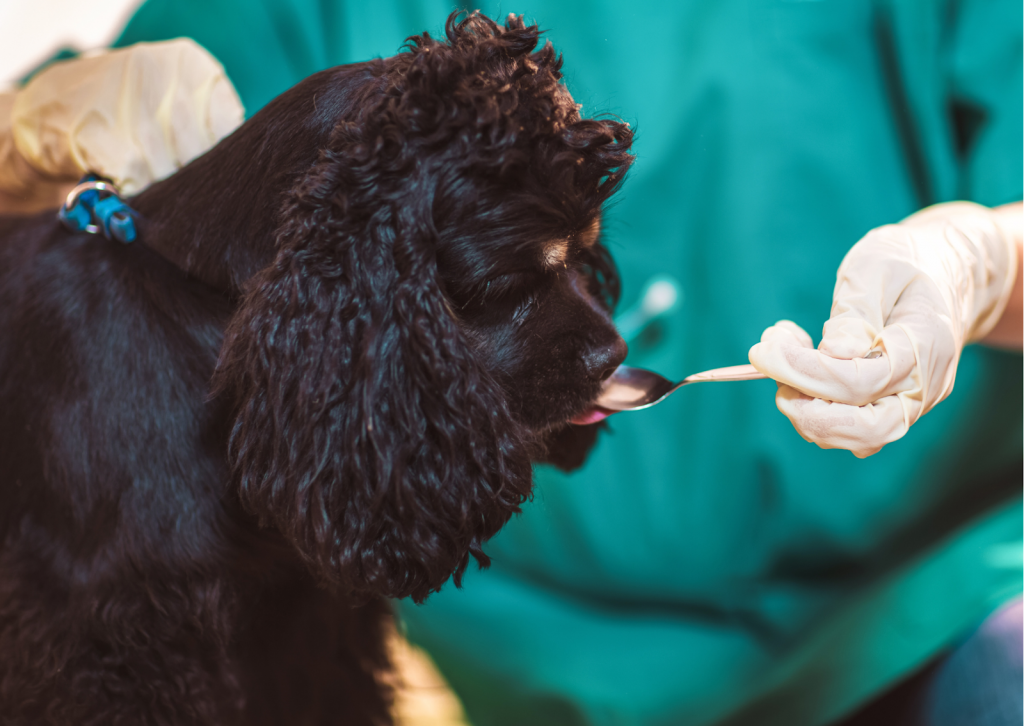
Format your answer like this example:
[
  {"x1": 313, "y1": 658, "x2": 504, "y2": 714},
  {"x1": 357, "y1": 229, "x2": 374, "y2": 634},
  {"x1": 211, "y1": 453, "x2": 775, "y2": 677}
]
[{"x1": 0, "y1": 13, "x2": 632, "y2": 725}]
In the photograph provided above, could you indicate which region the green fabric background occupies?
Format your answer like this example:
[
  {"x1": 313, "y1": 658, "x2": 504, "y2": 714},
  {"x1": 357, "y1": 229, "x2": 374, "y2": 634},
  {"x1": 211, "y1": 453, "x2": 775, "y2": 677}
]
[{"x1": 118, "y1": 2, "x2": 1024, "y2": 724}]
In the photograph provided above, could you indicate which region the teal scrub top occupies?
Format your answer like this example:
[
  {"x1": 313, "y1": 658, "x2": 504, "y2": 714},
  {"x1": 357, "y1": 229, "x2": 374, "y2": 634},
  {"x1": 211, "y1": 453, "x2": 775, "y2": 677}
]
[{"x1": 118, "y1": 2, "x2": 1024, "y2": 724}]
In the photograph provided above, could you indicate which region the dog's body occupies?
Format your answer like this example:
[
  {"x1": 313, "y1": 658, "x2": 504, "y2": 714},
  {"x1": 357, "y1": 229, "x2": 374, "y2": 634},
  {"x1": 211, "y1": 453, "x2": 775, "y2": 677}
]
[
  {"x1": 0, "y1": 209, "x2": 393, "y2": 723},
  {"x1": 0, "y1": 15, "x2": 632, "y2": 724}
]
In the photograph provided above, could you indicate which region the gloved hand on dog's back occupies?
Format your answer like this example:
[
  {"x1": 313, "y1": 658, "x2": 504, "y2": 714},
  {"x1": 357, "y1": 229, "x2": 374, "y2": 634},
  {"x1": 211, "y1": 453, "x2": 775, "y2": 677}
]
[
  {"x1": 749, "y1": 200, "x2": 1022, "y2": 458},
  {"x1": 0, "y1": 38, "x2": 243, "y2": 214}
]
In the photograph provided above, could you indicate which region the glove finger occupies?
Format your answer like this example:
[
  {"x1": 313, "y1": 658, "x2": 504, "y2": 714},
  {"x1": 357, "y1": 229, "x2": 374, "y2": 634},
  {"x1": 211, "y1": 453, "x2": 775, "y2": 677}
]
[
  {"x1": 819, "y1": 314, "x2": 877, "y2": 359},
  {"x1": 760, "y1": 319, "x2": 814, "y2": 348},
  {"x1": 775, "y1": 384, "x2": 908, "y2": 458}
]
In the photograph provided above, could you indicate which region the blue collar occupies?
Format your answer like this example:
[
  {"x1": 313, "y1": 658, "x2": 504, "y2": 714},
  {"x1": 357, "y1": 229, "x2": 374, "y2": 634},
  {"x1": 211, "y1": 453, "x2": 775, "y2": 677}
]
[{"x1": 58, "y1": 174, "x2": 137, "y2": 244}]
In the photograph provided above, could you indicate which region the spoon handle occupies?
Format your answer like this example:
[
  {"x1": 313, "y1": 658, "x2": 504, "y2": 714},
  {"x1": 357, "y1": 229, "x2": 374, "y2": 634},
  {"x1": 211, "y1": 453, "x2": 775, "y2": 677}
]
[
  {"x1": 682, "y1": 363, "x2": 766, "y2": 384},
  {"x1": 654, "y1": 364, "x2": 766, "y2": 409}
]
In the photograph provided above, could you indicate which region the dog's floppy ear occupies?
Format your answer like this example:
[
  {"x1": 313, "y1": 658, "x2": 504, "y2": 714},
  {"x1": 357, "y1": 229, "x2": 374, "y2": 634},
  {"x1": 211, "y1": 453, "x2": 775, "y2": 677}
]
[{"x1": 213, "y1": 124, "x2": 533, "y2": 603}]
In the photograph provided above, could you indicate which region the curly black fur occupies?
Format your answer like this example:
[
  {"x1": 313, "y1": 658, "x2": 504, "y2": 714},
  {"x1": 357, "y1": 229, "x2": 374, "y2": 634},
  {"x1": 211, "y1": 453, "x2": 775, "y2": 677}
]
[{"x1": 0, "y1": 12, "x2": 633, "y2": 725}]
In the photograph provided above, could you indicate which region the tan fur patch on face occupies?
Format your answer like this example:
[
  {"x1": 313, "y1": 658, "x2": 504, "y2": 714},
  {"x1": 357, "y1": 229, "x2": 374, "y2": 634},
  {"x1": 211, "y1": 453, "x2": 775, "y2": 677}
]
[
  {"x1": 542, "y1": 218, "x2": 602, "y2": 269},
  {"x1": 544, "y1": 239, "x2": 569, "y2": 267}
]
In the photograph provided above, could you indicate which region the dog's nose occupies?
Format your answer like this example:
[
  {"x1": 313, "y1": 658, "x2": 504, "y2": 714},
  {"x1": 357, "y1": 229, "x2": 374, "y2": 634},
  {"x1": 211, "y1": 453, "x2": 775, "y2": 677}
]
[{"x1": 583, "y1": 336, "x2": 628, "y2": 381}]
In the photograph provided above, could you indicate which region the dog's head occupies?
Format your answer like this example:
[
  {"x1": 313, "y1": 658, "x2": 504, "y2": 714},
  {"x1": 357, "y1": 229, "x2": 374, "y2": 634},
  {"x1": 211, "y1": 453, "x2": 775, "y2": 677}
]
[{"x1": 211, "y1": 12, "x2": 633, "y2": 601}]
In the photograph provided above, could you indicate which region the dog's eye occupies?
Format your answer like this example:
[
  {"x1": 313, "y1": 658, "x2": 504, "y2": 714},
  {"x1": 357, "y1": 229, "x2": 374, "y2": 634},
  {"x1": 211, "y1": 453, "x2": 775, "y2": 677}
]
[
  {"x1": 481, "y1": 270, "x2": 541, "y2": 299},
  {"x1": 451, "y1": 270, "x2": 543, "y2": 313}
]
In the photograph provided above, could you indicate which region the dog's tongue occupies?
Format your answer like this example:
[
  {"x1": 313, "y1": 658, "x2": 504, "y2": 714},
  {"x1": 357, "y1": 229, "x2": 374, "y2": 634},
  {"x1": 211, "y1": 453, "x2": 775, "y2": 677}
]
[{"x1": 569, "y1": 407, "x2": 614, "y2": 426}]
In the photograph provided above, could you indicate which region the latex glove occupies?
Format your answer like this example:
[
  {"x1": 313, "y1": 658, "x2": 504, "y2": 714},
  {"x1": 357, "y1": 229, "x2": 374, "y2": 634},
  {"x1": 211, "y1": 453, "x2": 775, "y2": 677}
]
[
  {"x1": 0, "y1": 38, "x2": 243, "y2": 213},
  {"x1": 0, "y1": 88, "x2": 72, "y2": 211},
  {"x1": 749, "y1": 201, "x2": 1021, "y2": 458}
]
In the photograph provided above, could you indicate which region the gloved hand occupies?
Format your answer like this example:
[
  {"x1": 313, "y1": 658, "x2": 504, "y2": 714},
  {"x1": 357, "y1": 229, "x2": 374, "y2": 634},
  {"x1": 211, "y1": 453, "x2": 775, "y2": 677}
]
[
  {"x1": 0, "y1": 90, "x2": 69, "y2": 211},
  {"x1": 0, "y1": 38, "x2": 243, "y2": 213},
  {"x1": 749, "y1": 201, "x2": 1021, "y2": 458}
]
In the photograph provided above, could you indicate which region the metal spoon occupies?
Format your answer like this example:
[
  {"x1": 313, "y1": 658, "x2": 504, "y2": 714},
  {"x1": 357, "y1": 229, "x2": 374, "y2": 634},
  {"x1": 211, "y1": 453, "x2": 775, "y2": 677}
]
[{"x1": 594, "y1": 363, "x2": 767, "y2": 412}]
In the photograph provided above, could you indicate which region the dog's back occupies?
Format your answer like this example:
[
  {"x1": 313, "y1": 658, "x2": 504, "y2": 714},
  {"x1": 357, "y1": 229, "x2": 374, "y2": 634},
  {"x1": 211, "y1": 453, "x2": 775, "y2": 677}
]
[
  {"x1": 0, "y1": 215, "x2": 392, "y2": 724},
  {"x1": 0, "y1": 211, "x2": 229, "y2": 559}
]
